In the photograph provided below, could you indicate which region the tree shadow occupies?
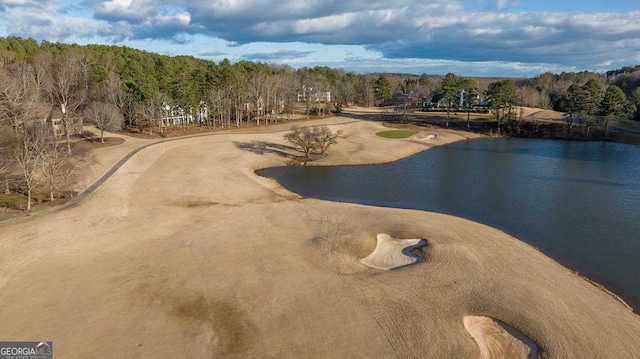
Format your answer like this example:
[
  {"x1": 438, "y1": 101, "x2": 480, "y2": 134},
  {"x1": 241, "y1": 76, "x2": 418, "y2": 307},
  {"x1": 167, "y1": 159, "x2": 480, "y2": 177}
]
[{"x1": 233, "y1": 141, "x2": 299, "y2": 159}]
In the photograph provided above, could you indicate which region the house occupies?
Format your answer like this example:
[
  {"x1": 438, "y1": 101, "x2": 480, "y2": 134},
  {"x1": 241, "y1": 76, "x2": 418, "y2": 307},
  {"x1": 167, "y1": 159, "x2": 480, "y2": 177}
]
[
  {"x1": 161, "y1": 103, "x2": 194, "y2": 127},
  {"x1": 45, "y1": 106, "x2": 65, "y2": 137},
  {"x1": 458, "y1": 89, "x2": 490, "y2": 108},
  {"x1": 243, "y1": 96, "x2": 265, "y2": 118},
  {"x1": 297, "y1": 86, "x2": 331, "y2": 103},
  {"x1": 12, "y1": 104, "x2": 67, "y2": 139}
]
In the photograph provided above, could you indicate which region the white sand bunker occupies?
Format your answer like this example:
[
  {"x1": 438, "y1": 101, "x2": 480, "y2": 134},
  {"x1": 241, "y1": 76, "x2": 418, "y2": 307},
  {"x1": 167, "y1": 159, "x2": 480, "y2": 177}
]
[
  {"x1": 360, "y1": 233, "x2": 426, "y2": 270},
  {"x1": 464, "y1": 316, "x2": 539, "y2": 359},
  {"x1": 416, "y1": 133, "x2": 438, "y2": 141}
]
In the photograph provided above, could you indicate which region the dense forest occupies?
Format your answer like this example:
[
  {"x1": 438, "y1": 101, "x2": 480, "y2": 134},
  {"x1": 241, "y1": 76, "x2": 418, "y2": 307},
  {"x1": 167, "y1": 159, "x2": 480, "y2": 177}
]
[{"x1": 1, "y1": 36, "x2": 639, "y2": 211}]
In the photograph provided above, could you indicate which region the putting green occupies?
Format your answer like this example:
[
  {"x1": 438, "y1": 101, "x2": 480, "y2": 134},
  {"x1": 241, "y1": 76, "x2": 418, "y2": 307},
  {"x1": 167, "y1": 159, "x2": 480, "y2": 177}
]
[{"x1": 375, "y1": 130, "x2": 419, "y2": 139}]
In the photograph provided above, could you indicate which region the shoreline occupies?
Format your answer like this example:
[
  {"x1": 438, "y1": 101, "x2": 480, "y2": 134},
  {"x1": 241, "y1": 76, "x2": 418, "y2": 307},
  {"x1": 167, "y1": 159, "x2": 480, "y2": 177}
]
[{"x1": 1, "y1": 111, "x2": 640, "y2": 357}]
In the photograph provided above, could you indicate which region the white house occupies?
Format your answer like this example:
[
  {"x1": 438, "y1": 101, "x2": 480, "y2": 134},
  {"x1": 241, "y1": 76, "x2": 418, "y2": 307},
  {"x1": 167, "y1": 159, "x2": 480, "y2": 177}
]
[{"x1": 297, "y1": 86, "x2": 331, "y2": 103}]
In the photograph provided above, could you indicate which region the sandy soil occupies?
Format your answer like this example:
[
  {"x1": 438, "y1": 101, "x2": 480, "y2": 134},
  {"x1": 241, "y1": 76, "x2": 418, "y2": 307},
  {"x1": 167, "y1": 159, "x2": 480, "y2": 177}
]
[{"x1": 1, "y1": 109, "x2": 640, "y2": 358}]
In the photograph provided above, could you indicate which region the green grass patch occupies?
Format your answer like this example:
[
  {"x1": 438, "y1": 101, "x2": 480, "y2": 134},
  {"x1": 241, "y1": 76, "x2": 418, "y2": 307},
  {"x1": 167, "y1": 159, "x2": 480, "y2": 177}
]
[
  {"x1": 0, "y1": 191, "x2": 51, "y2": 210},
  {"x1": 0, "y1": 195, "x2": 26, "y2": 210},
  {"x1": 375, "y1": 130, "x2": 420, "y2": 139}
]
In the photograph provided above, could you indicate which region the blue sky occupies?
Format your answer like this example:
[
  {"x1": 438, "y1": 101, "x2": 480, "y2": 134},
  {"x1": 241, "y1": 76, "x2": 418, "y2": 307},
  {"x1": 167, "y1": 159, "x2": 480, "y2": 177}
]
[{"x1": 0, "y1": 0, "x2": 638, "y2": 77}]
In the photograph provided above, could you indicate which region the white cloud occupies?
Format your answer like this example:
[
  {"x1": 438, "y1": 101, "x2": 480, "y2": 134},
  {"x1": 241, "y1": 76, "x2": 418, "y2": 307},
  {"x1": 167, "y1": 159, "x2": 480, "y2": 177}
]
[
  {"x1": 94, "y1": 0, "x2": 155, "y2": 22},
  {"x1": 0, "y1": 1, "x2": 105, "y2": 41},
  {"x1": 291, "y1": 13, "x2": 356, "y2": 34}
]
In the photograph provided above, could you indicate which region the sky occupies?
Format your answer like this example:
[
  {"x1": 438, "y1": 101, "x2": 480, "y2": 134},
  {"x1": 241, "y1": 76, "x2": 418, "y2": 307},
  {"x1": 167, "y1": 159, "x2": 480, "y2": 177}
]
[{"x1": 0, "y1": 0, "x2": 638, "y2": 77}]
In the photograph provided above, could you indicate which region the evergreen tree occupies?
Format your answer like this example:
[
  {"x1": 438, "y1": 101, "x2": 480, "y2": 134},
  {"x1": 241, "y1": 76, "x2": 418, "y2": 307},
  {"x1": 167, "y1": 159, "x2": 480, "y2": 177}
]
[
  {"x1": 439, "y1": 73, "x2": 463, "y2": 127},
  {"x1": 373, "y1": 75, "x2": 392, "y2": 104},
  {"x1": 486, "y1": 79, "x2": 518, "y2": 134},
  {"x1": 600, "y1": 85, "x2": 631, "y2": 136}
]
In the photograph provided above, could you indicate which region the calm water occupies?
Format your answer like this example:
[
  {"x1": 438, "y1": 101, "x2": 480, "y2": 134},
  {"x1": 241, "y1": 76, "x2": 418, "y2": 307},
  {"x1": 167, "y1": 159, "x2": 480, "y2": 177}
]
[{"x1": 259, "y1": 138, "x2": 640, "y2": 311}]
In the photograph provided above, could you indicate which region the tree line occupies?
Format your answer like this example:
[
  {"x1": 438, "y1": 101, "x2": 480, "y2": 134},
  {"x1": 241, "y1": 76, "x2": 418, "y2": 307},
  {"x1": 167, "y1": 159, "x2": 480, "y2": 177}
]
[{"x1": 432, "y1": 72, "x2": 637, "y2": 137}]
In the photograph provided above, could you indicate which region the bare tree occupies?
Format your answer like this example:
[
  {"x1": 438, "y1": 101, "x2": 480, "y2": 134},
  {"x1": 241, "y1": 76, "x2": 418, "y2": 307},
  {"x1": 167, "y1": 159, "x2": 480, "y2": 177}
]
[
  {"x1": 0, "y1": 62, "x2": 50, "y2": 200},
  {"x1": 85, "y1": 102, "x2": 123, "y2": 143},
  {"x1": 207, "y1": 88, "x2": 224, "y2": 129},
  {"x1": 138, "y1": 96, "x2": 164, "y2": 136},
  {"x1": 336, "y1": 72, "x2": 358, "y2": 108},
  {"x1": 249, "y1": 71, "x2": 268, "y2": 125},
  {"x1": 92, "y1": 65, "x2": 130, "y2": 124},
  {"x1": 263, "y1": 74, "x2": 278, "y2": 125},
  {"x1": 275, "y1": 68, "x2": 297, "y2": 121},
  {"x1": 0, "y1": 62, "x2": 42, "y2": 134},
  {"x1": 47, "y1": 49, "x2": 89, "y2": 153},
  {"x1": 39, "y1": 142, "x2": 74, "y2": 201},
  {"x1": 284, "y1": 126, "x2": 316, "y2": 158},
  {"x1": 229, "y1": 71, "x2": 249, "y2": 128},
  {"x1": 13, "y1": 129, "x2": 45, "y2": 211},
  {"x1": 0, "y1": 124, "x2": 17, "y2": 194},
  {"x1": 358, "y1": 75, "x2": 375, "y2": 108},
  {"x1": 283, "y1": 125, "x2": 341, "y2": 162},
  {"x1": 314, "y1": 126, "x2": 342, "y2": 155},
  {"x1": 32, "y1": 51, "x2": 52, "y2": 93}
]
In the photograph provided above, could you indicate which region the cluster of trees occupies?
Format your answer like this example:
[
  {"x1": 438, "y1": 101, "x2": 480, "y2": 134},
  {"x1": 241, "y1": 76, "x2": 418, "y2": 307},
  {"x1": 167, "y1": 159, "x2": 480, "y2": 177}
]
[
  {"x1": 421, "y1": 73, "x2": 636, "y2": 138},
  {"x1": 428, "y1": 73, "x2": 479, "y2": 127},
  {"x1": 518, "y1": 70, "x2": 640, "y2": 120},
  {"x1": 486, "y1": 79, "x2": 519, "y2": 134},
  {"x1": 0, "y1": 124, "x2": 75, "y2": 210},
  {"x1": 554, "y1": 79, "x2": 636, "y2": 135}
]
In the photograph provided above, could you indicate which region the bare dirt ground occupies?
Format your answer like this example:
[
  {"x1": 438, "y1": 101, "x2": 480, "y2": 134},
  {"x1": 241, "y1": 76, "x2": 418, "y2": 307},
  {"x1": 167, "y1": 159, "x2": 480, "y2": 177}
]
[{"x1": 1, "y1": 108, "x2": 640, "y2": 358}]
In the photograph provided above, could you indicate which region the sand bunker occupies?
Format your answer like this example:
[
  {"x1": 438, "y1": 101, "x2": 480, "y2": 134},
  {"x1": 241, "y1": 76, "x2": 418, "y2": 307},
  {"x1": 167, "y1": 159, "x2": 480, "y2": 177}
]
[
  {"x1": 464, "y1": 316, "x2": 539, "y2": 359},
  {"x1": 360, "y1": 234, "x2": 425, "y2": 270},
  {"x1": 416, "y1": 133, "x2": 439, "y2": 141}
]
